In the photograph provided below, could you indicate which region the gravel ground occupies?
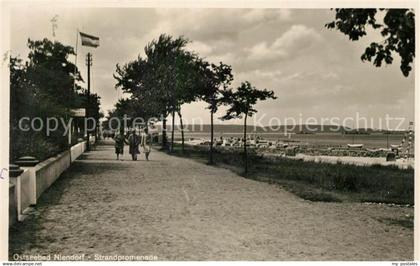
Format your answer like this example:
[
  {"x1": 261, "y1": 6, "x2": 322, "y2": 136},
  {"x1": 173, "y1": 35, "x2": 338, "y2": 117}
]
[{"x1": 9, "y1": 140, "x2": 414, "y2": 260}]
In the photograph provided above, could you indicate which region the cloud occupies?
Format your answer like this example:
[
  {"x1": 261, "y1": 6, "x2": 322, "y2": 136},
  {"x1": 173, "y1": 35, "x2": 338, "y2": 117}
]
[
  {"x1": 235, "y1": 69, "x2": 283, "y2": 83},
  {"x1": 246, "y1": 24, "x2": 323, "y2": 62},
  {"x1": 322, "y1": 71, "x2": 339, "y2": 80},
  {"x1": 9, "y1": 7, "x2": 414, "y2": 127},
  {"x1": 272, "y1": 24, "x2": 323, "y2": 51},
  {"x1": 247, "y1": 42, "x2": 279, "y2": 60},
  {"x1": 187, "y1": 41, "x2": 213, "y2": 55},
  {"x1": 149, "y1": 9, "x2": 294, "y2": 47},
  {"x1": 243, "y1": 9, "x2": 291, "y2": 23}
]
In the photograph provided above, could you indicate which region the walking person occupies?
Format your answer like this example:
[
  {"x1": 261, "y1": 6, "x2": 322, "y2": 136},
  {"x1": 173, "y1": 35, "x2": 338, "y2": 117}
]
[
  {"x1": 113, "y1": 131, "x2": 125, "y2": 160},
  {"x1": 126, "y1": 129, "x2": 141, "y2": 161},
  {"x1": 141, "y1": 128, "x2": 152, "y2": 161}
]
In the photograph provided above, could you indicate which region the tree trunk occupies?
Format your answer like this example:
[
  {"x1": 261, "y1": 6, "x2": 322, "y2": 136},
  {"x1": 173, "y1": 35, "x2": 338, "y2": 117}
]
[
  {"x1": 170, "y1": 110, "x2": 175, "y2": 153},
  {"x1": 95, "y1": 118, "x2": 99, "y2": 142},
  {"x1": 162, "y1": 116, "x2": 167, "y2": 150},
  {"x1": 178, "y1": 109, "x2": 185, "y2": 154},
  {"x1": 243, "y1": 114, "x2": 248, "y2": 174},
  {"x1": 209, "y1": 110, "x2": 214, "y2": 164}
]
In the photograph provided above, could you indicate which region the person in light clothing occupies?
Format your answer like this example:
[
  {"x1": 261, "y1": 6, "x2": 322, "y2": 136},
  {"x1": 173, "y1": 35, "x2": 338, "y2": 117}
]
[{"x1": 141, "y1": 129, "x2": 152, "y2": 161}]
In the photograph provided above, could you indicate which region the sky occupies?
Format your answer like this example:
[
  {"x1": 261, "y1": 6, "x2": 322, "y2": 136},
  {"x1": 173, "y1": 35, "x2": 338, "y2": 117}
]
[{"x1": 9, "y1": 7, "x2": 415, "y2": 130}]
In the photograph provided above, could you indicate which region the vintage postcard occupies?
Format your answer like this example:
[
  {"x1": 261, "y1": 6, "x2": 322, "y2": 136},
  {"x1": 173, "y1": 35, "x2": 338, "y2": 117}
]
[{"x1": 0, "y1": 0, "x2": 418, "y2": 263}]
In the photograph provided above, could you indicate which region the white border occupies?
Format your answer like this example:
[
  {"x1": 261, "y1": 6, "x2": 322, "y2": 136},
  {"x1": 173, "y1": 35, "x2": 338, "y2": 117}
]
[
  {"x1": 0, "y1": 0, "x2": 10, "y2": 261},
  {"x1": 0, "y1": 0, "x2": 418, "y2": 262}
]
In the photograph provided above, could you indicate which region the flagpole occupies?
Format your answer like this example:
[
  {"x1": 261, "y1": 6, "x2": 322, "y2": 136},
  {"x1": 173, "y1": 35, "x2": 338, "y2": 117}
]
[
  {"x1": 73, "y1": 29, "x2": 79, "y2": 92},
  {"x1": 78, "y1": 31, "x2": 99, "y2": 149},
  {"x1": 69, "y1": 29, "x2": 79, "y2": 147}
]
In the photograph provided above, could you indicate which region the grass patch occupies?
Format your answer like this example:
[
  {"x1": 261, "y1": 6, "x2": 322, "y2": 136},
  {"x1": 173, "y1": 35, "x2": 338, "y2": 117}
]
[
  {"x1": 297, "y1": 191, "x2": 342, "y2": 202},
  {"x1": 277, "y1": 180, "x2": 343, "y2": 202},
  {"x1": 165, "y1": 143, "x2": 414, "y2": 205},
  {"x1": 376, "y1": 215, "x2": 414, "y2": 229}
]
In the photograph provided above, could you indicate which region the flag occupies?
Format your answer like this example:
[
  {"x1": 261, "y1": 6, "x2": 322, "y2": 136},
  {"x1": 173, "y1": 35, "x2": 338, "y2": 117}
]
[{"x1": 79, "y1": 32, "x2": 99, "y2": 48}]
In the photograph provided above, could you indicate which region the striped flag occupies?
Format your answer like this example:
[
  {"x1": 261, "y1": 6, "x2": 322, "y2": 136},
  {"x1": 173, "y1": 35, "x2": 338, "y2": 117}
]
[{"x1": 80, "y1": 32, "x2": 99, "y2": 47}]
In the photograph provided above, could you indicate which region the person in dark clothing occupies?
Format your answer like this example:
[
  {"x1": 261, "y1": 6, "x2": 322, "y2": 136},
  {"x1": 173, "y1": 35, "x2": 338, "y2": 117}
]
[
  {"x1": 126, "y1": 129, "x2": 140, "y2": 161},
  {"x1": 113, "y1": 131, "x2": 125, "y2": 160}
]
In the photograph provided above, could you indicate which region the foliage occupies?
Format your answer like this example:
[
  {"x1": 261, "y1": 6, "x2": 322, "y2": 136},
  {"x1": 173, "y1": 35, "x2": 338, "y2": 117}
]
[
  {"x1": 144, "y1": 34, "x2": 191, "y2": 115},
  {"x1": 221, "y1": 81, "x2": 276, "y2": 120},
  {"x1": 197, "y1": 60, "x2": 233, "y2": 114},
  {"x1": 221, "y1": 81, "x2": 276, "y2": 173},
  {"x1": 195, "y1": 60, "x2": 233, "y2": 163},
  {"x1": 326, "y1": 9, "x2": 415, "y2": 76},
  {"x1": 114, "y1": 35, "x2": 193, "y2": 120},
  {"x1": 10, "y1": 38, "x2": 101, "y2": 161},
  {"x1": 113, "y1": 34, "x2": 276, "y2": 165},
  {"x1": 114, "y1": 34, "x2": 206, "y2": 150}
]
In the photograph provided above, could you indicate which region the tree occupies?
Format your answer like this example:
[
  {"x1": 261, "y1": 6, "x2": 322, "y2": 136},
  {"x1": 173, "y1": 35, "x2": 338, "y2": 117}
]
[
  {"x1": 77, "y1": 90, "x2": 101, "y2": 140},
  {"x1": 197, "y1": 60, "x2": 233, "y2": 164},
  {"x1": 114, "y1": 34, "x2": 197, "y2": 151},
  {"x1": 114, "y1": 56, "x2": 162, "y2": 135},
  {"x1": 10, "y1": 56, "x2": 36, "y2": 161},
  {"x1": 26, "y1": 38, "x2": 83, "y2": 109},
  {"x1": 9, "y1": 38, "x2": 86, "y2": 161},
  {"x1": 168, "y1": 50, "x2": 211, "y2": 153},
  {"x1": 221, "y1": 81, "x2": 276, "y2": 173},
  {"x1": 114, "y1": 56, "x2": 148, "y2": 96},
  {"x1": 326, "y1": 9, "x2": 415, "y2": 77},
  {"x1": 144, "y1": 34, "x2": 190, "y2": 151}
]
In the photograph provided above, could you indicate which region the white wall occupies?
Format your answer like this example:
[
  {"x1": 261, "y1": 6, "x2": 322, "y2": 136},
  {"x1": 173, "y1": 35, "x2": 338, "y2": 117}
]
[
  {"x1": 10, "y1": 141, "x2": 87, "y2": 227},
  {"x1": 9, "y1": 169, "x2": 31, "y2": 222},
  {"x1": 70, "y1": 141, "x2": 86, "y2": 162},
  {"x1": 9, "y1": 184, "x2": 16, "y2": 227},
  {"x1": 35, "y1": 150, "x2": 71, "y2": 200}
]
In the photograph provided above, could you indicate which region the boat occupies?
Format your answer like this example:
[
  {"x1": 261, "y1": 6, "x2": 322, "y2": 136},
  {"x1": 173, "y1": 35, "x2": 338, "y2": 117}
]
[
  {"x1": 347, "y1": 144, "x2": 364, "y2": 148},
  {"x1": 366, "y1": 148, "x2": 389, "y2": 152}
]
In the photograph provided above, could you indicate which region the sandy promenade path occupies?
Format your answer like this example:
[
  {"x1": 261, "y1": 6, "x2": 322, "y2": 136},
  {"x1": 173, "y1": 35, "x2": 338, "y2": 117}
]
[{"x1": 10, "y1": 140, "x2": 413, "y2": 260}]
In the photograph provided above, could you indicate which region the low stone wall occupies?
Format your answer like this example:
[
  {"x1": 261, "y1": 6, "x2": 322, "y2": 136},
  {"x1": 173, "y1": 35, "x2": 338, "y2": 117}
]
[
  {"x1": 10, "y1": 169, "x2": 31, "y2": 221},
  {"x1": 10, "y1": 141, "x2": 88, "y2": 226},
  {"x1": 35, "y1": 150, "x2": 71, "y2": 200},
  {"x1": 70, "y1": 141, "x2": 86, "y2": 162},
  {"x1": 9, "y1": 183, "x2": 17, "y2": 226}
]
